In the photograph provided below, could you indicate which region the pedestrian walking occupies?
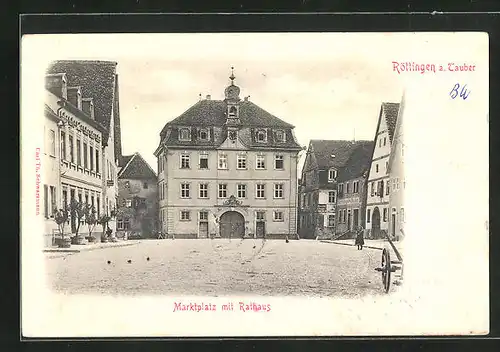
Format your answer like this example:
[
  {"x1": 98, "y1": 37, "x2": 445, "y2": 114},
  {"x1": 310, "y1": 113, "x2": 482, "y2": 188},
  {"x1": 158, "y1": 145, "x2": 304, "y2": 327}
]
[{"x1": 355, "y1": 226, "x2": 365, "y2": 250}]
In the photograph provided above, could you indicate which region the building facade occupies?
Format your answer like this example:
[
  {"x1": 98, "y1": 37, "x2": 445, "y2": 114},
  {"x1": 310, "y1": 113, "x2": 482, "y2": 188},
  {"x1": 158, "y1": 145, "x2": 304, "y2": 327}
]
[
  {"x1": 387, "y1": 94, "x2": 406, "y2": 241},
  {"x1": 298, "y1": 140, "x2": 372, "y2": 239},
  {"x1": 335, "y1": 141, "x2": 373, "y2": 237},
  {"x1": 117, "y1": 153, "x2": 158, "y2": 238},
  {"x1": 364, "y1": 102, "x2": 400, "y2": 239},
  {"x1": 43, "y1": 60, "x2": 122, "y2": 245},
  {"x1": 154, "y1": 70, "x2": 302, "y2": 239}
]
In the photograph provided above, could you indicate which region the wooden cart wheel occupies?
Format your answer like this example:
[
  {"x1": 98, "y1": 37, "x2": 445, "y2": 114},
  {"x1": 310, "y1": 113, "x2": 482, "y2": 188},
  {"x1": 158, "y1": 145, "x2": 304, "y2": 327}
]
[{"x1": 381, "y1": 248, "x2": 392, "y2": 293}]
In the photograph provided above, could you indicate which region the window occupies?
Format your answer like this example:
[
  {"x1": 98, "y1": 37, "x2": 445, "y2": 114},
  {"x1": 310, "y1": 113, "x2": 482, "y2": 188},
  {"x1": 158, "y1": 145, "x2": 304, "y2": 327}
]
[
  {"x1": 85, "y1": 194, "x2": 89, "y2": 205},
  {"x1": 343, "y1": 210, "x2": 347, "y2": 223},
  {"x1": 83, "y1": 142, "x2": 88, "y2": 168},
  {"x1": 199, "y1": 211, "x2": 208, "y2": 221},
  {"x1": 256, "y1": 130, "x2": 267, "y2": 142},
  {"x1": 43, "y1": 185, "x2": 49, "y2": 218},
  {"x1": 69, "y1": 135, "x2": 74, "y2": 163},
  {"x1": 401, "y1": 208, "x2": 405, "y2": 222},
  {"x1": 117, "y1": 218, "x2": 123, "y2": 229},
  {"x1": 386, "y1": 181, "x2": 390, "y2": 195},
  {"x1": 345, "y1": 182, "x2": 350, "y2": 194},
  {"x1": 256, "y1": 154, "x2": 266, "y2": 169},
  {"x1": 95, "y1": 149, "x2": 100, "y2": 173},
  {"x1": 199, "y1": 128, "x2": 209, "y2": 141},
  {"x1": 328, "y1": 214, "x2": 335, "y2": 227},
  {"x1": 385, "y1": 161, "x2": 388, "y2": 173},
  {"x1": 301, "y1": 194, "x2": 306, "y2": 207},
  {"x1": 143, "y1": 182, "x2": 148, "y2": 189},
  {"x1": 353, "y1": 181, "x2": 359, "y2": 193},
  {"x1": 229, "y1": 106, "x2": 237, "y2": 117},
  {"x1": 383, "y1": 208, "x2": 388, "y2": 222},
  {"x1": 237, "y1": 184, "x2": 247, "y2": 198},
  {"x1": 274, "y1": 154, "x2": 284, "y2": 170},
  {"x1": 328, "y1": 191, "x2": 336, "y2": 203},
  {"x1": 275, "y1": 130, "x2": 285, "y2": 142},
  {"x1": 199, "y1": 183, "x2": 208, "y2": 198},
  {"x1": 180, "y1": 153, "x2": 190, "y2": 169},
  {"x1": 328, "y1": 169, "x2": 337, "y2": 181},
  {"x1": 96, "y1": 197, "x2": 100, "y2": 216},
  {"x1": 237, "y1": 154, "x2": 247, "y2": 169},
  {"x1": 125, "y1": 199, "x2": 132, "y2": 207},
  {"x1": 49, "y1": 186, "x2": 56, "y2": 214},
  {"x1": 379, "y1": 138, "x2": 382, "y2": 147},
  {"x1": 256, "y1": 184, "x2": 265, "y2": 199},
  {"x1": 367, "y1": 209, "x2": 371, "y2": 223},
  {"x1": 218, "y1": 184, "x2": 227, "y2": 198},
  {"x1": 396, "y1": 178, "x2": 400, "y2": 190},
  {"x1": 375, "y1": 164, "x2": 379, "y2": 173},
  {"x1": 383, "y1": 137, "x2": 387, "y2": 146},
  {"x1": 274, "y1": 184, "x2": 284, "y2": 199},
  {"x1": 273, "y1": 211, "x2": 284, "y2": 222},
  {"x1": 180, "y1": 211, "x2": 191, "y2": 221},
  {"x1": 403, "y1": 178, "x2": 406, "y2": 189},
  {"x1": 218, "y1": 153, "x2": 228, "y2": 169},
  {"x1": 199, "y1": 153, "x2": 209, "y2": 169},
  {"x1": 76, "y1": 138, "x2": 81, "y2": 166},
  {"x1": 338, "y1": 183, "x2": 344, "y2": 194},
  {"x1": 60, "y1": 131, "x2": 66, "y2": 160},
  {"x1": 180, "y1": 183, "x2": 190, "y2": 198},
  {"x1": 49, "y1": 129, "x2": 56, "y2": 156},
  {"x1": 90, "y1": 146, "x2": 94, "y2": 170},
  {"x1": 256, "y1": 211, "x2": 265, "y2": 221},
  {"x1": 179, "y1": 128, "x2": 191, "y2": 141}
]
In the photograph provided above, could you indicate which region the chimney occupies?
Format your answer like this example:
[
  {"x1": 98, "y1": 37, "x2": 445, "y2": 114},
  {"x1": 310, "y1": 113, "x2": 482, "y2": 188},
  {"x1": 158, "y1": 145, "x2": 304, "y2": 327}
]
[
  {"x1": 82, "y1": 98, "x2": 95, "y2": 119},
  {"x1": 206, "y1": 95, "x2": 211, "y2": 100},
  {"x1": 67, "y1": 87, "x2": 83, "y2": 110},
  {"x1": 45, "y1": 73, "x2": 68, "y2": 99},
  {"x1": 244, "y1": 95, "x2": 250, "y2": 101}
]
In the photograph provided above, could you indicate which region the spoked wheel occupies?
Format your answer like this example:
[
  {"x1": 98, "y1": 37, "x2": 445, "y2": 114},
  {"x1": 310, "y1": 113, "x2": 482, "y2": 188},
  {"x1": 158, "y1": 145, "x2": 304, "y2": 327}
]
[{"x1": 381, "y1": 248, "x2": 392, "y2": 293}]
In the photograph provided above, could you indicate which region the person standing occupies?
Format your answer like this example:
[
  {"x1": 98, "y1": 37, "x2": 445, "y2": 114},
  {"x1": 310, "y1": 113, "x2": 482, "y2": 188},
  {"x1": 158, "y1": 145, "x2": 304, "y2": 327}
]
[{"x1": 355, "y1": 226, "x2": 365, "y2": 250}]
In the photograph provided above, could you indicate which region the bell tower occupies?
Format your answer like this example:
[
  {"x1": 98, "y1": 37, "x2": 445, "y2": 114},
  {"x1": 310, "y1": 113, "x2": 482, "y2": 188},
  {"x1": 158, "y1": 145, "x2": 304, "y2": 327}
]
[{"x1": 224, "y1": 66, "x2": 241, "y2": 128}]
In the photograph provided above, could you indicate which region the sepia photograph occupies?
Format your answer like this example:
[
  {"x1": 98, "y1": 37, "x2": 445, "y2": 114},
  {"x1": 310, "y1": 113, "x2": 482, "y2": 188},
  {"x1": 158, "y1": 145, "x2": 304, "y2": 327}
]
[{"x1": 21, "y1": 32, "x2": 489, "y2": 337}]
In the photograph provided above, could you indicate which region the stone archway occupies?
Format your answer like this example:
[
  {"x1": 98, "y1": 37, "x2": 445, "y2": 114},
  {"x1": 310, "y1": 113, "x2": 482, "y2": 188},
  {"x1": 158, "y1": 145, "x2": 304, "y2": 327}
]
[
  {"x1": 372, "y1": 207, "x2": 381, "y2": 238},
  {"x1": 219, "y1": 211, "x2": 245, "y2": 238}
]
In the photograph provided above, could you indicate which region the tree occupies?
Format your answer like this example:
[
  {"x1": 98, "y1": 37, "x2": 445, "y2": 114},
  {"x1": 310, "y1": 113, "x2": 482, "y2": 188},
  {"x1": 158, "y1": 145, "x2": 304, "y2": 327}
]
[
  {"x1": 69, "y1": 199, "x2": 86, "y2": 237},
  {"x1": 54, "y1": 205, "x2": 70, "y2": 239},
  {"x1": 97, "y1": 214, "x2": 111, "y2": 242},
  {"x1": 85, "y1": 205, "x2": 98, "y2": 241}
]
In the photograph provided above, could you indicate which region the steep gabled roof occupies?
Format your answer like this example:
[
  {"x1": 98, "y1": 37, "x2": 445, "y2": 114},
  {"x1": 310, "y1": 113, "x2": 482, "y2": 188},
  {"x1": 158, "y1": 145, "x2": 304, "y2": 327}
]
[
  {"x1": 119, "y1": 155, "x2": 133, "y2": 168},
  {"x1": 337, "y1": 141, "x2": 375, "y2": 181},
  {"x1": 387, "y1": 94, "x2": 406, "y2": 172},
  {"x1": 46, "y1": 60, "x2": 121, "y2": 155},
  {"x1": 381, "y1": 102, "x2": 400, "y2": 143},
  {"x1": 118, "y1": 153, "x2": 157, "y2": 180},
  {"x1": 308, "y1": 140, "x2": 371, "y2": 170},
  {"x1": 162, "y1": 99, "x2": 294, "y2": 131}
]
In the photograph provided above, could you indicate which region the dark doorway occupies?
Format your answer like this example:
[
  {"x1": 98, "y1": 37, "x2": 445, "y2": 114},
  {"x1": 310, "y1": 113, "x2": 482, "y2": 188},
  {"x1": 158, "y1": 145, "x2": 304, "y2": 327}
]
[
  {"x1": 219, "y1": 211, "x2": 245, "y2": 238},
  {"x1": 371, "y1": 207, "x2": 381, "y2": 238},
  {"x1": 391, "y1": 212, "x2": 396, "y2": 238},
  {"x1": 256, "y1": 221, "x2": 266, "y2": 238},
  {"x1": 353, "y1": 209, "x2": 359, "y2": 229}
]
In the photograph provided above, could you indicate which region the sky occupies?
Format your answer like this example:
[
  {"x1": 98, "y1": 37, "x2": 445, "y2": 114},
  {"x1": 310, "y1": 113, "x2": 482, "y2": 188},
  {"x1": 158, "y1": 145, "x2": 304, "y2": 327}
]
[{"x1": 26, "y1": 32, "x2": 486, "y2": 174}]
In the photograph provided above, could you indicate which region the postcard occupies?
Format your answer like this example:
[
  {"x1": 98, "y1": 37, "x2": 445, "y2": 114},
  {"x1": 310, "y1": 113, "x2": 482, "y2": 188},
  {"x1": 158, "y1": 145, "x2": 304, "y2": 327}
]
[{"x1": 20, "y1": 32, "x2": 489, "y2": 337}]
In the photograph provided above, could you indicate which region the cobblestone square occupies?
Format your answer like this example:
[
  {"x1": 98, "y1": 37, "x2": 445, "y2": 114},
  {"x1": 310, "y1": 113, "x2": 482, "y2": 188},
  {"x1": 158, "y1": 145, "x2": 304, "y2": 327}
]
[{"x1": 45, "y1": 239, "x2": 387, "y2": 298}]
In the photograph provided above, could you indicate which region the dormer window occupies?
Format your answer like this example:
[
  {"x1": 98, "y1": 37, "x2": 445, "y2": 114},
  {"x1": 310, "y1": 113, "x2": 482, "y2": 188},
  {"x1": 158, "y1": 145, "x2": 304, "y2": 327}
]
[
  {"x1": 275, "y1": 130, "x2": 286, "y2": 143},
  {"x1": 229, "y1": 106, "x2": 237, "y2": 117},
  {"x1": 328, "y1": 169, "x2": 337, "y2": 182},
  {"x1": 256, "y1": 129, "x2": 267, "y2": 142},
  {"x1": 198, "y1": 128, "x2": 209, "y2": 141},
  {"x1": 179, "y1": 128, "x2": 191, "y2": 141}
]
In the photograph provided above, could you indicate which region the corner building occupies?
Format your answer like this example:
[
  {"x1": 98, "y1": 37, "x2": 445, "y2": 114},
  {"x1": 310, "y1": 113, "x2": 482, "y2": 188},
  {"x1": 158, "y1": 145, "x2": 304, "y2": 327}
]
[{"x1": 154, "y1": 70, "x2": 302, "y2": 239}]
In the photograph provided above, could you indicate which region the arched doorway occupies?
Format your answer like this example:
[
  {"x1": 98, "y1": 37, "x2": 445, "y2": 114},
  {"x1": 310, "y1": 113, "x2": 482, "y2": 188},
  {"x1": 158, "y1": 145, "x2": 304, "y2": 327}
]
[
  {"x1": 219, "y1": 211, "x2": 245, "y2": 238},
  {"x1": 371, "y1": 207, "x2": 381, "y2": 238}
]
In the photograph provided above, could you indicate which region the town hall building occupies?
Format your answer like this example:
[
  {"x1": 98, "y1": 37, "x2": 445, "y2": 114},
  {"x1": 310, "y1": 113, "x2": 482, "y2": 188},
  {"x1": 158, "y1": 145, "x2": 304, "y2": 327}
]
[{"x1": 154, "y1": 68, "x2": 303, "y2": 239}]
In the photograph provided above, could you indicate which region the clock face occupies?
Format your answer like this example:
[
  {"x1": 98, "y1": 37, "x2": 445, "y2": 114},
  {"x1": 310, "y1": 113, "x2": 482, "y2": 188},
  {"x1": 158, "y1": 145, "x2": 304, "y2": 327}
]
[{"x1": 229, "y1": 131, "x2": 237, "y2": 140}]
